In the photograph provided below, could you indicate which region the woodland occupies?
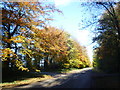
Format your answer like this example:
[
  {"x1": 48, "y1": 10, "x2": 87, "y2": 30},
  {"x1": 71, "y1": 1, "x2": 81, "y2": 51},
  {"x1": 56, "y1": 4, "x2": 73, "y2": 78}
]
[{"x1": 1, "y1": 1, "x2": 120, "y2": 83}]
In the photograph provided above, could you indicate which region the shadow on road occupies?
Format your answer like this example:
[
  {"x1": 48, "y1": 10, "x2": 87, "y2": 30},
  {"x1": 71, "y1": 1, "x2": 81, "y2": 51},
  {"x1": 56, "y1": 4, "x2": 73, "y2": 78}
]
[
  {"x1": 91, "y1": 71, "x2": 120, "y2": 88},
  {"x1": 12, "y1": 68, "x2": 120, "y2": 89}
]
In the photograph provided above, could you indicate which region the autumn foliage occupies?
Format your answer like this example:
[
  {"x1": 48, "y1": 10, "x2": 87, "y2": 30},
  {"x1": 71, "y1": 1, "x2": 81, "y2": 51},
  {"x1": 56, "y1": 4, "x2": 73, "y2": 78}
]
[{"x1": 1, "y1": 1, "x2": 90, "y2": 74}]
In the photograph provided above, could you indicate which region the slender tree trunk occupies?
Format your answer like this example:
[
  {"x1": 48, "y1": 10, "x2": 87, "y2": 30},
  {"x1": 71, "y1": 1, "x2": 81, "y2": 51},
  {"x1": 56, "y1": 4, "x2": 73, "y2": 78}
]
[
  {"x1": 26, "y1": 54, "x2": 33, "y2": 71},
  {"x1": 44, "y1": 56, "x2": 49, "y2": 70}
]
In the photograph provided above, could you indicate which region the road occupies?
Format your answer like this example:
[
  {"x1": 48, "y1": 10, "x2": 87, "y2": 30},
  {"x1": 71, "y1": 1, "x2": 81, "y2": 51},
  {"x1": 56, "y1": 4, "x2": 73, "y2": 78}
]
[
  {"x1": 11, "y1": 67, "x2": 119, "y2": 89},
  {"x1": 52, "y1": 68, "x2": 93, "y2": 88},
  {"x1": 12, "y1": 68, "x2": 94, "y2": 89}
]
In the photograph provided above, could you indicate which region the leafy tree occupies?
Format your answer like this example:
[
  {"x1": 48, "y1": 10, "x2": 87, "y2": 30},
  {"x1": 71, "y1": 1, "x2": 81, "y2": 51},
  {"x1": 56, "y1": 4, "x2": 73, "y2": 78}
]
[
  {"x1": 93, "y1": 2, "x2": 120, "y2": 73},
  {"x1": 1, "y1": 1, "x2": 91, "y2": 73},
  {"x1": 1, "y1": 1, "x2": 60, "y2": 71},
  {"x1": 80, "y1": 2, "x2": 120, "y2": 73},
  {"x1": 63, "y1": 39, "x2": 91, "y2": 69},
  {"x1": 30, "y1": 26, "x2": 90, "y2": 70},
  {"x1": 31, "y1": 26, "x2": 69, "y2": 70}
]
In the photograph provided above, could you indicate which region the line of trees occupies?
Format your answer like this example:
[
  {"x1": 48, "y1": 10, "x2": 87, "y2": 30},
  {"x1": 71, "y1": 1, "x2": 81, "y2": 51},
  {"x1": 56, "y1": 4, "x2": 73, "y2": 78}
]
[
  {"x1": 1, "y1": 1, "x2": 91, "y2": 74},
  {"x1": 92, "y1": 2, "x2": 120, "y2": 73}
]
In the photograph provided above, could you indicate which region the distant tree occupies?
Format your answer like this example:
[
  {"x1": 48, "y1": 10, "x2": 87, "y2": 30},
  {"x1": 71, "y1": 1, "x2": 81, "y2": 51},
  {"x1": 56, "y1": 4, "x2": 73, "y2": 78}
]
[
  {"x1": 31, "y1": 26, "x2": 69, "y2": 70},
  {"x1": 30, "y1": 26, "x2": 91, "y2": 70},
  {"x1": 63, "y1": 38, "x2": 91, "y2": 69}
]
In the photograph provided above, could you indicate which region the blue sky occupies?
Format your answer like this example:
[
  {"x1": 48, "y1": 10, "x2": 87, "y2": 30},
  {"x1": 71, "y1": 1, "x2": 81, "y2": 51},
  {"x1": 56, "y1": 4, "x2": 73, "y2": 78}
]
[{"x1": 48, "y1": 0, "x2": 103, "y2": 62}]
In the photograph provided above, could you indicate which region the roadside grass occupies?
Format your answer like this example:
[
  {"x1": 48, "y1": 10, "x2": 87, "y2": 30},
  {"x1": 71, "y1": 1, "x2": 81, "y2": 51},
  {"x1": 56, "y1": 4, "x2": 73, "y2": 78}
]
[
  {"x1": 1, "y1": 68, "x2": 80, "y2": 88},
  {"x1": 58, "y1": 67, "x2": 92, "y2": 74},
  {"x1": 44, "y1": 68, "x2": 81, "y2": 73},
  {"x1": 1, "y1": 71, "x2": 53, "y2": 88},
  {"x1": 92, "y1": 68, "x2": 120, "y2": 88},
  {"x1": 60, "y1": 68, "x2": 82, "y2": 73},
  {"x1": 1, "y1": 67, "x2": 89, "y2": 88},
  {"x1": 93, "y1": 76, "x2": 120, "y2": 88},
  {"x1": 92, "y1": 67, "x2": 102, "y2": 73}
]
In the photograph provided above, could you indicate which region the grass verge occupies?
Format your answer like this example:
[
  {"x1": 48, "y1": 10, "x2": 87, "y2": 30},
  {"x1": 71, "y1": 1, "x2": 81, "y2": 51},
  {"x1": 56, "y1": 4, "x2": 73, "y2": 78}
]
[
  {"x1": 44, "y1": 68, "x2": 81, "y2": 73},
  {"x1": 92, "y1": 68, "x2": 120, "y2": 88},
  {"x1": 1, "y1": 72, "x2": 53, "y2": 88},
  {"x1": 93, "y1": 76, "x2": 120, "y2": 88}
]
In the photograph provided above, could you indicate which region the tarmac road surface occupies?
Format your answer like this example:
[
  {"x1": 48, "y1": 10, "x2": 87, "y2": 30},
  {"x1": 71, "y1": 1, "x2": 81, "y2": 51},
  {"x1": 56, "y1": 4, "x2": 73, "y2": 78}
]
[{"x1": 12, "y1": 68, "x2": 93, "y2": 89}]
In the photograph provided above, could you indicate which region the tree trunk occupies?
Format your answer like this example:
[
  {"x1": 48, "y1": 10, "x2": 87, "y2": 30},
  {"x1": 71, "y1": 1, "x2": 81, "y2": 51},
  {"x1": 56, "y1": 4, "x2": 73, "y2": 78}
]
[
  {"x1": 26, "y1": 55, "x2": 33, "y2": 71},
  {"x1": 44, "y1": 56, "x2": 49, "y2": 70}
]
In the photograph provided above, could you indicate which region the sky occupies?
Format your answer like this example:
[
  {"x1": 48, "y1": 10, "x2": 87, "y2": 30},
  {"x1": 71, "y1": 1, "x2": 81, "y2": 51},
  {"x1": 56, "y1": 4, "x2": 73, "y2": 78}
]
[{"x1": 48, "y1": 0, "x2": 101, "y2": 62}]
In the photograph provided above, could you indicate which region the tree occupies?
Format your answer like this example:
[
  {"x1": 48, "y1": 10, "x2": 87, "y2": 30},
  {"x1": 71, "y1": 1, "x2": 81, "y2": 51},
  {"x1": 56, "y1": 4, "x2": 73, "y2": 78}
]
[
  {"x1": 93, "y1": 2, "x2": 120, "y2": 73},
  {"x1": 63, "y1": 38, "x2": 91, "y2": 69},
  {"x1": 31, "y1": 26, "x2": 69, "y2": 70},
  {"x1": 30, "y1": 26, "x2": 91, "y2": 70},
  {"x1": 1, "y1": 1, "x2": 60, "y2": 71},
  {"x1": 79, "y1": 1, "x2": 120, "y2": 73}
]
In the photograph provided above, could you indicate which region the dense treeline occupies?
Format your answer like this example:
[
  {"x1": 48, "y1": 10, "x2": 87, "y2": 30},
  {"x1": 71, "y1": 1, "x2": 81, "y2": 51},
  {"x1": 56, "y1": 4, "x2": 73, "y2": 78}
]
[
  {"x1": 93, "y1": 2, "x2": 120, "y2": 73},
  {"x1": 1, "y1": 1, "x2": 60, "y2": 72},
  {"x1": 1, "y1": 1, "x2": 90, "y2": 75}
]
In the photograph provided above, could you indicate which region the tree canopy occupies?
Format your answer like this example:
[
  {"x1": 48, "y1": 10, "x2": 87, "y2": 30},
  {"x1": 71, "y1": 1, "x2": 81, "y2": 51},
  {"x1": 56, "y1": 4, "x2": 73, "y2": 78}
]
[
  {"x1": 1, "y1": 1, "x2": 91, "y2": 74},
  {"x1": 92, "y1": 2, "x2": 120, "y2": 73}
]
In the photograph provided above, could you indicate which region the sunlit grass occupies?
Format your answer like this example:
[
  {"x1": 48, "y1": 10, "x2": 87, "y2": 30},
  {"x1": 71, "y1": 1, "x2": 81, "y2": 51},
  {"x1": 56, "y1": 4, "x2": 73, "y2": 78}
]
[
  {"x1": 0, "y1": 75, "x2": 53, "y2": 88},
  {"x1": 46, "y1": 68, "x2": 81, "y2": 73},
  {"x1": 60, "y1": 68, "x2": 80, "y2": 73},
  {"x1": 54, "y1": 68, "x2": 90, "y2": 74}
]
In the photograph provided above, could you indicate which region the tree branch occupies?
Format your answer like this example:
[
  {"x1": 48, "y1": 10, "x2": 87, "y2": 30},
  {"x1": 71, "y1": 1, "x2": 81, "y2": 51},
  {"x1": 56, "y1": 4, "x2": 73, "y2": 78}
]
[{"x1": 11, "y1": 25, "x2": 19, "y2": 36}]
